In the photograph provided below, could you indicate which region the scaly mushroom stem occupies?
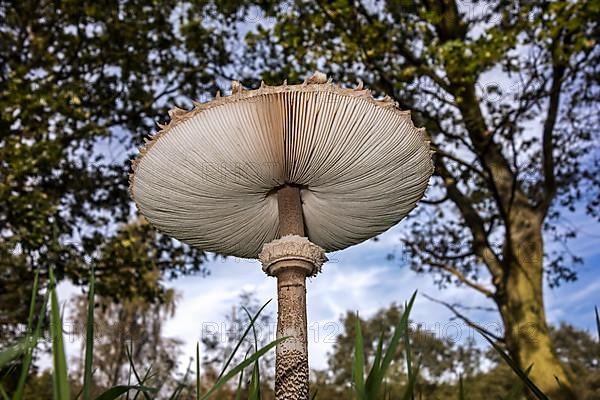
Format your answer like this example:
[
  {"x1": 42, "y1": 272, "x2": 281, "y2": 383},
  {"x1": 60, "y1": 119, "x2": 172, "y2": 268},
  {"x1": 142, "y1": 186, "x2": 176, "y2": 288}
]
[
  {"x1": 258, "y1": 186, "x2": 326, "y2": 399},
  {"x1": 274, "y1": 263, "x2": 309, "y2": 399},
  {"x1": 276, "y1": 185, "x2": 307, "y2": 399}
]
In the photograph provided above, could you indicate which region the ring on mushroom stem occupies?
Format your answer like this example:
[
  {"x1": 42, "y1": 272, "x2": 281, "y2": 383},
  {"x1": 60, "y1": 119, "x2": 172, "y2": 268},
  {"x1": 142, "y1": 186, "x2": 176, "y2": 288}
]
[{"x1": 129, "y1": 71, "x2": 433, "y2": 399}]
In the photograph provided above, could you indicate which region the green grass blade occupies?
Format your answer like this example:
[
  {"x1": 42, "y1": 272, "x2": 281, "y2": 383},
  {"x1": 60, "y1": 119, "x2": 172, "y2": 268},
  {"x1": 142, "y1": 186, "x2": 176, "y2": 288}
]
[
  {"x1": 234, "y1": 367, "x2": 244, "y2": 400},
  {"x1": 125, "y1": 361, "x2": 132, "y2": 400},
  {"x1": 132, "y1": 366, "x2": 157, "y2": 400},
  {"x1": 218, "y1": 299, "x2": 272, "y2": 380},
  {"x1": 377, "y1": 291, "x2": 417, "y2": 388},
  {"x1": 13, "y1": 270, "x2": 41, "y2": 400},
  {"x1": 83, "y1": 266, "x2": 96, "y2": 400},
  {"x1": 0, "y1": 341, "x2": 28, "y2": 369},
  {"x1": 241, "y1": 306, "x2": 261, "y2": 400},
  {"x1": 474, "y1": 326, "x2": 549, "y2": 400},
  {"x1": 401, "y1": 359, "x2": 421, "y2": 400},
  {"x1": 352, "y1": 313, "x2": 366, "y2": 399},
  {"x1": 0, "y1": 384, "x2": 9, "y2": 400},
  {"x1": 196, "y1": 342, "x2": 201, "y2": 400},
  {"x1": 93, "y1": 385, "x2": 157, "y2": 400},
  {"x1": 234, "y1": 351, "x2": 248, "y2": 400},
  {"x1": 168, "y1": 358, "x2": 193, "y2": 400},
  {"x1": 248, "y1": 359, "x2": 260, "y2": 400},
  {"x1": 402, "y1": 301, "x2": 414, "y2": 400},
  {"x1": 125, "y1": 345, "x2": 152, "y2": 400},
  {"x1": 365, "y1": 331, "x2": 384, "y2": 395},
  {"x1": 501, "y1": 365, "x2": 532, "y2": 400},
  {"x1": 202, "y1": 336, "x2": 287, "y2": 400},
  {"x1": 50, "y1": 267, "x2": 71, "y2": 400},
  {"x1": 24, "y1": 271, "x2": 39, "y2": 333}
]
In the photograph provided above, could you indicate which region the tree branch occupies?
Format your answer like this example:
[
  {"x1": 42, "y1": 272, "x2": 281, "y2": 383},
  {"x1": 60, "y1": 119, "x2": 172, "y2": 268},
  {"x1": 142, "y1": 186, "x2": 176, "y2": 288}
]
[
  {"x1": 315, "y1": 0, "x2": 452, "y2": 93},
  {"x1": 538, "y1": 61, "x2": 566, "y2": 217},
  {"x1": 435, "y1": 157, "x2": 504, "y2": 281},
  {"x1": 426, "y1": 258, "x2": 495, "y2": 298},
  {"x1": 421, "y1": 194, "x2": 449, "y2": 205},
  {"x1": 422, "y1": 294, "x2": 504, "y2": 343},
  {"x1": 436, "y1": 149, "x2": 486, "y2": 179}
]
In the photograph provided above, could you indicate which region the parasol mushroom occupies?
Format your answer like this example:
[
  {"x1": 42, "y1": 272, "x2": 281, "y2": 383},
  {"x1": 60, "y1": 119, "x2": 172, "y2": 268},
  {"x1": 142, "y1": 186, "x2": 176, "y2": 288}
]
[{"x1": 129, "y1": 72, "x2": 433, "y2": 399}]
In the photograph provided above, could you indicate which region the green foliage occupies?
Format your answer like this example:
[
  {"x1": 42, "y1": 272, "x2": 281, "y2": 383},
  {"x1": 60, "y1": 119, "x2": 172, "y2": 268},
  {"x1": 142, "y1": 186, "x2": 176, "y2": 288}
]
[
  {"x1": 202, "y1": 291, "x2": 276, "y2": 394},
  {"x1": 1, "y1": 0, "x2": 230, "y2": 346},
  {"x1": 351, "y1": 292, "x2": 418, "y2": 399},
  {"x1": 353, "y1": 314, "x2": 365, "y2": 398},
  {"x1": 550, "y1": 323, "x2": 600, "y2": 399},
  {"x1": 3, "y1": 276, "x2": 600, "y2": 399},
  {"x1": 49, "y1": 268, "x2": 70, "y2": 400},
  {"x1": 13, "y1": 271, "x2": 41, "y2": 399},
  {"x1": 329, "y1": 300, "x2": 465, "y2": 394},
  {"x1": 82, "y1": 266, "x2": 95, "y2": 400},
  {"x1": 197, "y1": 342, "x2": 201, "y2": 400}
]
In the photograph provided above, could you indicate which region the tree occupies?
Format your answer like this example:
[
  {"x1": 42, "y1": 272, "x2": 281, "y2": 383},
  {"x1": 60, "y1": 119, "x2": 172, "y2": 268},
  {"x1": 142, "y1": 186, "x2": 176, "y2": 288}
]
[
  {"x1": 69, "y1": 287, "x2": 182, "y2": 397},
  {"x1": 201, "y1": 1, "x2": 598, "y2": 397},
  {"x1": 316, "y1": 302, "x2": 514, "y2": 399},
  {"x1": 316, "y1": 304, "x2": 600, "y2": 399},
  {"x1": 201, "y1": 291, "x2": 276, "y2": 398},
  {"x1": 0, "y1": 0, "x2": 228, "y2": 345},
  {"x1": 550, "y1": 323, "x2": 600, "y2": 399}
]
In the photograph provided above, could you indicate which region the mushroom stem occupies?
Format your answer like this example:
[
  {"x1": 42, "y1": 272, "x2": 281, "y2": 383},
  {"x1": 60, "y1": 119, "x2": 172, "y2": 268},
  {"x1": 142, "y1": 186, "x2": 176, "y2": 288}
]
[
  {"x1": 259, "y1": 187, "x2": 325, "y2": 398},
  {"x1": 275, "y1": 185, "x2": 308, "y2": 399},
  {"x1": 274, "y1": 265, "x2": 309, "y2": 399},
  {"x1": 259, "y1": 236, "x2": 325, "y2": 400},
  {"x1": 277, "y1": 185, "x2": 305, "y2": 236}
]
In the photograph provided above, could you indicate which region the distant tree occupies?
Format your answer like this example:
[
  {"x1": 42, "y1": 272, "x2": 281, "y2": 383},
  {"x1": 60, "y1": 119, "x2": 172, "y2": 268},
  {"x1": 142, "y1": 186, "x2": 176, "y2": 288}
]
[
  {"x1": 69, "y1": 287, "x2": 182, "y2": 397},
  {"x1": 320, "y1": 303, "x2": 486, "y2": 398},
  {"x1": 317, "y1": 303, "x2": 600, "y2": 399},
  {"x1": 20, "y1": 370, "x2": 53, "y2": 400},
  {"x1": 201, "y1": 1, "x2": 598, "y2": 396},
  {"x1": 201, "y1": 291, "x2": 276, "y2": 398},
  {"x1": 550, "y1": 323, "x2": 600, "y2": 399}
]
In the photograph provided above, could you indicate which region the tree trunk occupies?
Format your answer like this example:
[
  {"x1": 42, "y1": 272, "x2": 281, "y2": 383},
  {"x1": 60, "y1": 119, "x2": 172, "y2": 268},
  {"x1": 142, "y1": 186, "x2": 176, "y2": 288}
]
[{"x1": 497, "y1": 223, "x2": 575, "y2": 399}]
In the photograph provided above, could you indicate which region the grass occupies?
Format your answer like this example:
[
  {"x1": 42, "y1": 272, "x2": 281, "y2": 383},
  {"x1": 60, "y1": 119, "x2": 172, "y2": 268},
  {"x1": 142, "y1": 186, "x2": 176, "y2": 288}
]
[
  {"x1": 0, "y1": 267, "x2": 282, "y2": 400},
  {"x1": 1, "y1": 271, "x2": 598, "y2": 399}
]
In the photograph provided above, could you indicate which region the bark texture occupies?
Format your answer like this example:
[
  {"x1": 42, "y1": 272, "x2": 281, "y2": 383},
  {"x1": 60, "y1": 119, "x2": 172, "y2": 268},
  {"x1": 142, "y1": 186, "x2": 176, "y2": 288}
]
[{"x1": 497, "y1": 215, "x2": 575, "y2": 399}]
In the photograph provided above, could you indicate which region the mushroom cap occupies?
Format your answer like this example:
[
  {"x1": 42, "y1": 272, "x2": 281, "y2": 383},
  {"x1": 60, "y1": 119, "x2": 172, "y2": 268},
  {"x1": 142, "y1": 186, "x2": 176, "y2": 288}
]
[{"x1": 130, "y1": 75, "x2": 433, "y2": 258}]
